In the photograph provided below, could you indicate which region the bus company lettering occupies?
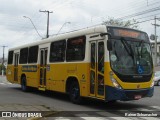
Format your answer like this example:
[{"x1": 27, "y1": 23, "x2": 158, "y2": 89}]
[{"x1": 22, "y1": 65, "x2": 37, "y2": 72}]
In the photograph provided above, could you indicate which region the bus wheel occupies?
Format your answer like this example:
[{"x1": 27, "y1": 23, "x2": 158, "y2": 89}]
[
  {"x1": 21, "y1": 77, "x2": 28, "y2": 92},
  {"x1": 69, "y1": 81, "x2": 81, "y2": 104}
]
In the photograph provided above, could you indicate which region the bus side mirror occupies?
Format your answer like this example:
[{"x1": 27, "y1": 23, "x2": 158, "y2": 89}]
[
  {"x1": 100, "y1": 32, "x2": 112, "y2": 51},
  {"x1": 107, "y1": 40, "x2": 112, "y2": 51}
]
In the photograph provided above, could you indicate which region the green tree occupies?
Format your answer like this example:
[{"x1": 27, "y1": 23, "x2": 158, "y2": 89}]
[{"x1": 102, "y1": 17, "x2": 139, "y2": 29}]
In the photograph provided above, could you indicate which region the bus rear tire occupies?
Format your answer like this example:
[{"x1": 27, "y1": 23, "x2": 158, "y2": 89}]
[
  {"x1": 69, "y1": 81, "x2": 82, "y2": 104},
  {"x1": 21, "y1": 76, "x2": 28, "y2": 92}
]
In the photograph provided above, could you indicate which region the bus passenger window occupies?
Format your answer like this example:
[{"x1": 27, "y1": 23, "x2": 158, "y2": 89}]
[
  {"x1": 50, "y1": 40, "x2": 66, "y2": 62},
  {"x1": 66, "y1": 36, "x2": 86, "y2": 61},
  {"x1": 28, "y1": 46, "x2": 38, "y2": 63},
  {"x1": 8, "y1": 51, "x2": 14, "y2": 64},
  {"x1": 19, "y1": 47, "x2": 28, "y2": 64}
]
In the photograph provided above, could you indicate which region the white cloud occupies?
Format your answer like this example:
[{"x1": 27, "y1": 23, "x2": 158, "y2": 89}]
[{"x1": 0, "y1": 0, "x2": 160, "y2": 58}]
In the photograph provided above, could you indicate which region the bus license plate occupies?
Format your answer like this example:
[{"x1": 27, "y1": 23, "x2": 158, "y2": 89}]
[{"x1": 134, "y1": 95, "x2": 142, "y2": 100}]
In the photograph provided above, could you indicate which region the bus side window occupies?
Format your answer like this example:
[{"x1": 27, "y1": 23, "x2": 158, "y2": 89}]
[
  {"x1": 28, "y1": 46, "x2": 39, "y2": 63},
  {"x1": 8, "y1": 51, "x2": 14, "y2": 64},
  {"x1": 66, "y1": 36, "x2": 86, "y2": 61},
  {"x1": 19, "y1": 47, "x2": 28, "y2": 64},
  {"x1": 50, "y1": 40, "x2": 66, "y2": 62}
]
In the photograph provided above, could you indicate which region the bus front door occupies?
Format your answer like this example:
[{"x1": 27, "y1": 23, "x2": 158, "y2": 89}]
[
  {"x1": 39, "y1": 48, "x2": 48, "y2": 91},
  {"x1": 14, "y1": 53, "x2": 19, "y2": 82},
  {"x1": 90, "y1": 41, "x2": 105, "y2": 99}
]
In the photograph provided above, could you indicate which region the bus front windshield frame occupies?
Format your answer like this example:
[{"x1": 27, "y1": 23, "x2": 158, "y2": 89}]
[{"x1": 109, "y1": 38, "x2": 153, "y2": 75}]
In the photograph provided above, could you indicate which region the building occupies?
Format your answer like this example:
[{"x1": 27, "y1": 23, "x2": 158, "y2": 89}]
[{"x1": 150, "y1": 40, "x2": 160, "y2": 65}]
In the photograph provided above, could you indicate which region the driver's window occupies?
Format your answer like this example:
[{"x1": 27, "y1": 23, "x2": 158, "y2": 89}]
[{"x1": 141, "y1": 44, "x2": 151, "y2": 61}]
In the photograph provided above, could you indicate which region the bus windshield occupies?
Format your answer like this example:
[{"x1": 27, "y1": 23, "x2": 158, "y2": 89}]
[{"x1": 109, "y1": 39, "x2": 153, "y2": 75}]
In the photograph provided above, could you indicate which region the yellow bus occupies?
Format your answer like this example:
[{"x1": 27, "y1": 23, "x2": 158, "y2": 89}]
[{"x1": 6, "y1": 25, "x2": 154, "y2": 104}]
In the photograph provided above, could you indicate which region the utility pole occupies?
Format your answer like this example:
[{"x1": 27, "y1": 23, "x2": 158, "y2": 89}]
[
  {"x1": 152, "y1": 16, "x2": 160, "y2": 66},
  {"x1": 1, "y1": 46, "x2": 7, "y2": 76},
  {"x1": 39, "y1": 10, "x2": 53, "y2": 38}
]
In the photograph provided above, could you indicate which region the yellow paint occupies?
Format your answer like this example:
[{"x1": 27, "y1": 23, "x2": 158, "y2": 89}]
[
  {"x1": 6, "y1": 61, "x2": 153, "y2": 100},
  {"x1": 105, "y1": 62, "x2": 153, "y2": 89}
]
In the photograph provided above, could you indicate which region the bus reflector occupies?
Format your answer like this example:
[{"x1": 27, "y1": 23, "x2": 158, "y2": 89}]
[{"x1": 38, "y1": 87, "x2": 46, "y2": 91}]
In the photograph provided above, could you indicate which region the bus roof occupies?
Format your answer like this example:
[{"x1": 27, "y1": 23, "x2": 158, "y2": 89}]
[
  {"x1": 9, "y1": 25, "x2": 147, "y2": 51},
  {"x1": 9, "y1": 25, "x2": 107, "y2": 51}
]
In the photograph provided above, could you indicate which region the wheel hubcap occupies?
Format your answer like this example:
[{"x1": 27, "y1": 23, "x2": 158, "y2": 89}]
[{"x1": 72, "y1": 88, "x2": 79, "y2": 99}]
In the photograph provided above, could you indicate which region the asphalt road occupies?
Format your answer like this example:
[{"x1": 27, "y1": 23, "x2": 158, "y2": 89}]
[{"x1": 0, "y1": 76, "x2": 160, "y2": 120}]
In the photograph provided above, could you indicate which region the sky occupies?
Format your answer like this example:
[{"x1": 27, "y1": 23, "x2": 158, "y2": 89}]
[{"x1": 0, "y1": 0, "x2": 160, "y2": 58}]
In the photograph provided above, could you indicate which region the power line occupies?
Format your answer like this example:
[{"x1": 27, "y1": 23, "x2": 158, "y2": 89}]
[
  {"x1": 118, "y1": 6, "x2": 160, "y2": 20},
  {"x1": 130, "y1": 18, "x2": 154, "y2": 25},
  {"x1": 90, "y1": 0, "x2": 160, "y2": 23}
]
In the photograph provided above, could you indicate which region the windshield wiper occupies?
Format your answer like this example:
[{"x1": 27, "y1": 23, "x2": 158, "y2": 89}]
[
  {"x1": 140, "y1": 39, "x2": 144, "y2": 46},
  {"x1": 120, "y1": 37, "x2": 134, "y2": 60},
  {"x1": 136, "y1": 40, "x2": 146, "y2": 59}
]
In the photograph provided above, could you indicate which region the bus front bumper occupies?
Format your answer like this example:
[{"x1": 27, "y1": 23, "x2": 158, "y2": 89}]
[{"x1": 105, "y1": 85, "x2": 154, "y2": 101}]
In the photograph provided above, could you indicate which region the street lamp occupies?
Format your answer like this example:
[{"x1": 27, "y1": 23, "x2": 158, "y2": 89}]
[
  {"x1": 57, "y1": 22, "x2": 71, "y2": 35},
  {"x1": 23, "y1": 16, "x2": 43, "y2": 38}
]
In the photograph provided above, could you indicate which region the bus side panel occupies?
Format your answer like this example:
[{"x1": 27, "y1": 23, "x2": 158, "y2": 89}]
[
  {"x1": 77, "y1": 63, "x2": 90, "y2": 97},
  {"x1": 6, "y1": 65, "x2": 14, "y2": 83},
  {"x1": 46, "y1": 63, "x2": 89, "y2": 97},
  {"x1": 46, "y1": 64, "x2": 66, "y2": 92},
  {"x1": 19, "y1": 65, "x2": 39, "y2": 88}
]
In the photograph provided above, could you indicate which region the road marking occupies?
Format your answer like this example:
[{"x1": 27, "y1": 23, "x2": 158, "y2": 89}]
[
  {"x1": 76, "y1": 114, "x2": 105, "y2": 120},
  {"x1": 78, "y1": 117, "x2": 104, "y2": 120},
  {"x1": 0, "y1": 82, "x2": 12, "y2": 85},
  {"x1": 151, "y1": 106, "x2": 160, "y2": 110},
  {"x1": 139, "y1": 117, "x2": 160, "y2": 120},
  {"x1": 137, "y1": 108, "x2": 153, "y2": 111},
  {"x1": 55, "y1": 117, "x2": 71, "y2": 120},
  {"x1": 109, "y1": 117, "x2": 134, "y2": 120},
  {"x1": 0, "y1": 83, "x2": 6, "y2": 85}
]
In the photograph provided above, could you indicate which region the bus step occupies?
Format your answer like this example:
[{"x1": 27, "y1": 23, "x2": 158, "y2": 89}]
[{"x1": 38, "y1": 86, "x2": 46, "y2": 91}]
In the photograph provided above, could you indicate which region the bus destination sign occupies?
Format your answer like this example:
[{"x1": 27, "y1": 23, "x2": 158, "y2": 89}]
[
  {"x1": 108, "y1": 27, "x2": 149, "y2": 41},
  {"x1": 116, "y1": 29, "x2": 140, "y2": 38}
]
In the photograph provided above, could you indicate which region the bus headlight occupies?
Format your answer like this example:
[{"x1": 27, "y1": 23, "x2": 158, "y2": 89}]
[{"x1": 109, "y1": 71, "x2": 122, "y2": 89}]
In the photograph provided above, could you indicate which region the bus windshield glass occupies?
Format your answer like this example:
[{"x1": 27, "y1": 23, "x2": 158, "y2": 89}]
[{"x1": 108, "y1": 27, "x2": 153, "y2": 75}]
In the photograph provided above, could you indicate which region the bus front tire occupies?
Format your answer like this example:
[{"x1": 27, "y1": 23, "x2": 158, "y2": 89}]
[
  {"x1": 69, "y1": 81, "x2": 82, "y2": 104},
  {"x1": 21, "y1": 77, "x2": 28, "y2": 92}
]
